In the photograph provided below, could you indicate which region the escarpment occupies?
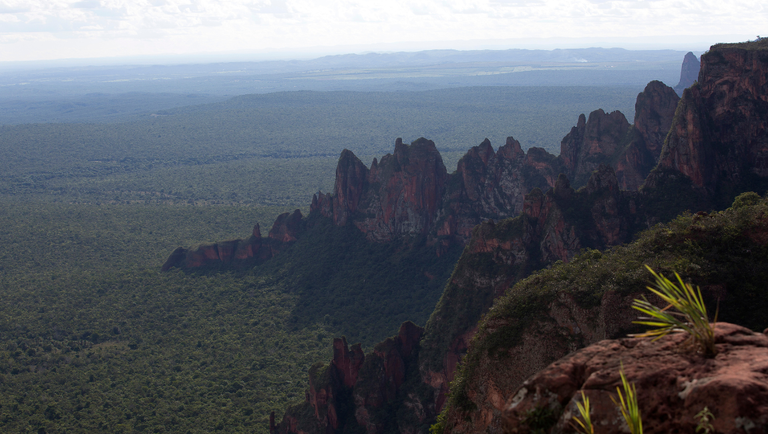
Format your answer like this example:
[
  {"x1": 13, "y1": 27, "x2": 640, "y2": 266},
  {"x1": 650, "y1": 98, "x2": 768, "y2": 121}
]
[
  {"x1": 164, "y1": 79, "x2": 679, "y2": 271},
  {"x1": 647, "y1": 39, "x2": 768, "y2": 211},
  {"x1": 274, "y1": 41, "x2": 768, "y2": 434},
  {"x1": 437, "y1": 40, "x2": 768, "y2": 433},
  {"x1": 439, "y1": 193, "x2": 768, "y2": 433}
]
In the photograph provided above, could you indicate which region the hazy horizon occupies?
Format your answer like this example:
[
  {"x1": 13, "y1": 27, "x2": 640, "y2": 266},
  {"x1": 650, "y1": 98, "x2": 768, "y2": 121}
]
[{"x1": 1, "y1": 0, "x2": 763, "y2": 65}]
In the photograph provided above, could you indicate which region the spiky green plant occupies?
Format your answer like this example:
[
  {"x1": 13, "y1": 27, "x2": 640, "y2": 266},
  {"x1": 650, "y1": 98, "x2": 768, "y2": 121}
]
[
  {"x1": 570, "y1": 390, "x2": 594, "y2": 434},
  {"x1": 612, "y1": 365, "x2": 643, "y2": 434},
  {"x1": 631, "y1": 266, "x2": 717, "y2": 356},
  {"x1": 695, "y1": 407, "x2": 715, "y2": 434}
]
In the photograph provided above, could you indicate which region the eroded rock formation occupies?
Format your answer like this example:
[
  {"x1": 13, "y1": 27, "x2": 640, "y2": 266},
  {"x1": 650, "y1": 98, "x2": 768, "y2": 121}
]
[
  {"x1": 649, "y1": 40, "x2": 768, "y2": 209},
  {"x1": 502, "y1": 323, "x2": 768, "y2": 434},
  {"x1": 674, "y1": 51, "x2": 701, "y2": 95},
  {"x1": 164, "y1": 77, "x2": 680, "y2": 271},
  {"x1": 276, "y1": 41, "x2": 768, "y2": 434},
  {"x1": 275, "y1": 322, "x2": 424, "y2": 434}
]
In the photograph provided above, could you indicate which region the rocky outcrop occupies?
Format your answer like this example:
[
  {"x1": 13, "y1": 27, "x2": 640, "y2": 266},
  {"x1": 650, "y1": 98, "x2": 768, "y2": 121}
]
[
  {"x1": 438, "y1": 193, "x2": 768, "y2": 433},
  {"x1": 312, "y1": 137, "x2": 558, "y2": 245},
  {"x1": 674, "y1": 51, "x2": 701, "y2": 95},
  {"x1": 160, "y1": 211, "x2": 304, "y2": 271},
  {"x1": 433, "y1": 42, "x2": 768, "y2": 434},
  {"x1": 614, "y1": 80, "x2": 680, "y2": 190},
  {"x1": 165, "y1": 79, "x2": 681, "y2": 270},
  {"x1": 275, "y1": 322, "x2": 424, "y2": 434},
  {"x1": 418, "y1": 167, "x2": 638, "y2": 425},
  {"x1": 560, "y1": 80, "x2": 680, "y2": 191},
  {"x1": 502, "y1": 323, "x2": 768, "y2": 434},
  {"x1": 435, "y1": 138, "x2": 562, "y2": 244},
  {"x1": 648, "y1": 39, "x2": 768, "y2": 209},
  {"x1": 272, "y1": 41, "x2": 768, "y2": 434},
  {"x1": 560, "y1": 110, "x2": 630, "y2": 187}
]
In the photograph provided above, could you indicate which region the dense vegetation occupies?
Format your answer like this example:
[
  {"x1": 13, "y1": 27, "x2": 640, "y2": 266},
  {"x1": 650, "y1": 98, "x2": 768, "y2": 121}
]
[
  {"x1": 0, "y1": 84, "x2": 653, "y2": 432},
  {"x1": 0, "y1": 201, "x2": 330, "y2": 433}
]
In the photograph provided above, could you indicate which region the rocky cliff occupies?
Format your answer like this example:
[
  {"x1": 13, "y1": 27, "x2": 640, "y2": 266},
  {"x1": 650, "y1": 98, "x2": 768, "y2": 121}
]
[
  {"x1": 436, "y1": 40, "x2": 768, "y2": 433},
  {"x1": 647, "y1": 38, "x2": 768, "y2": 211},
  {"x1": 273, "y1": 321, "x2": 424, "y2": 434},
  {"x1": 273, "y1": 41, "x2": 768, "y2": 434},
  {"x1": 560, "y1": 81, "x2": 679, "y2": 190},
  {"x1": 165, "y1": 79, "x2": 679, "y2": 271},
  {"x1": 160, "y1": 212, "x2": 304, "y2": 271},
  {"x1": 673, "y1": 51, "x2": 701, "y2": 95},
  {"x1": 439, "y1": 193, "x2": 768, "y2": 433}
]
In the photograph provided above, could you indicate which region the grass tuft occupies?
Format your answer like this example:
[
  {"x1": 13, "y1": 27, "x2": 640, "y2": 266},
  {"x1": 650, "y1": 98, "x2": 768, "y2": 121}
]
[
  {"x1": 612, "y1": 364, "x2": 643, "y2": 434},
  {"x1": 631, "y1": 266, "x2": 717, "y2": 356},
  {"x1": 571, "y1": 390, "x2": 594, "y2": 434}
]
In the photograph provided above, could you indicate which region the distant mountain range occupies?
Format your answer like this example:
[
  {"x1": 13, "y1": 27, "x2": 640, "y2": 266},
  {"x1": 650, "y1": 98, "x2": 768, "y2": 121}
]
[{"x1": 0, "y1": 47, "x2": 691, "y2": 100}]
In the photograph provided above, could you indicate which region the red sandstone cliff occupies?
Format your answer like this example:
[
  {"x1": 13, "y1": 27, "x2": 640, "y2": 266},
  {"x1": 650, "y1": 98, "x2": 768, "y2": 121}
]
[
  {"x1": 160, "y1": 213, "x2": 303, "y2": 271},
  {"x1": 164, "y1": 78, "x2": 680, "y2": 271},
  {"x1": 275, "y1": 42, "x2": 768, "y2": 434},
  {"x1": 275, "y1": 322, "x2": 424, "y2": 434},
  {"x1": 436, "y1": 40, "x2": 768, "y2": 434},
  {"x1": 649, "y1": 40, "x2": 768, "y2": 208},
  {"x1": 560, "y1": 81, "x2": 679, "y2": 191}
]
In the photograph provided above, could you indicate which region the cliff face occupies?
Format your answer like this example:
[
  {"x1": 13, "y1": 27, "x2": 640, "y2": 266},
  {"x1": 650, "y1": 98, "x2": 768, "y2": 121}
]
[
  {"x1": 614, "y1": 80, "x2": 680, "y2": 190},
  {"x1": 650, "y1": 41, "x2": 768, "y2": 208},
  {"x1": 312, "y1": 137, "x2": 558, "y2": 245},
  {"x1": 560, "y1": 80, "x2": 680, "y2": 191},
  {"x1": 275, "y1": 322, "x2": 424, "y2": 434},
  {"x1": 164, "y1": 78, "x2": 680, "y2": 271},
  {"x1": 435, "y1": 41, "x2": 768, "y2": 434},
  {"x1": 270, "y1": 44, "x2": 768, "y2": 433},
  {"x1": 417, "y1": 166, "x2": 638, "y2": 422},
  {"x1": 440, "y1": 194, "x2": 768, "y2": 433},
  {"x1": 160, "y1": 213, "x2": 304, "y2": 271},
  {"x1": 674, "y1": 51, "x2": 701, "y2": 95}
]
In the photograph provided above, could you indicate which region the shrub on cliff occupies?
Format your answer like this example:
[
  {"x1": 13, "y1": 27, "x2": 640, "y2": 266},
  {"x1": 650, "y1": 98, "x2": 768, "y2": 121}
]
[{"x1": 437, "y1": 192, "x2": 768, "y2": 432}]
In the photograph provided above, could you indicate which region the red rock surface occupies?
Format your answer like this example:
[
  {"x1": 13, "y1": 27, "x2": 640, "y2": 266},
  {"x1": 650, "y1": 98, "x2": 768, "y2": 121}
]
[
  {"x1": 614, "y1": 81, "x2": 680, "y2": 190},
  {"x1": 502, "y1": 323, "x2": 768, "y2": 434},
  {"x1": 276, "y1": 322, "x2": 424, "y2": 434},
  {"x1": 165, "y1": 80, "x2": 679, "y2": 271},
  {"x1": 656, "y1": 43, "x2": 768, "y2": 194},
  {"x1": 268, "y1": 209, "x2": 304, "y2": 243}
]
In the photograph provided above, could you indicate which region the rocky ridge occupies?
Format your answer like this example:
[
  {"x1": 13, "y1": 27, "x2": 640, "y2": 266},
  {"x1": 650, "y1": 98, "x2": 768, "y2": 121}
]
[
  {"x1": 436, "y1": 39, "x2": 768, "y2": 434},
  {"x1": 163, "y1": 81, "x2": 678, "y2": 271},
  {"x1": 275, "y1": 41, "x2": 768, "y2": 434},
  {"x1": 439, "y1": 192, "x2": 768, "y2": 433}
]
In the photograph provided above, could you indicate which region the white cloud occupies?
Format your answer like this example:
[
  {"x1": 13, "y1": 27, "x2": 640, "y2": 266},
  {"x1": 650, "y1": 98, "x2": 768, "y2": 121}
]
[{"x1": 0, "y1": 0, "x2": 765, "y2": 61}]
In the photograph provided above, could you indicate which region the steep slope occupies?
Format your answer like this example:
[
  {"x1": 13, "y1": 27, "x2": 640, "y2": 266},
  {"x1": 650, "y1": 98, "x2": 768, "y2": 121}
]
[
  {"x1": 274, "y1": 41, "x2": 768, "y2": 434},
  {"x1": 274, "y1": 166, "x2": 644, "y2": 434},
  {"x1": 439, "y1": 193, "x2": 768, "y2": 433},
  {"x1": 646, "y1": 38, "x2": 768, "y2": 213},
  {"x1": 560, "y1": 80, "x2": 679, "y2": 190},
  {"x1": 673, "y1": 51, "x2": 701, "y2": 95},
  {"x1": 437, "y1": 39, "x2": 768, "y2": 433}
]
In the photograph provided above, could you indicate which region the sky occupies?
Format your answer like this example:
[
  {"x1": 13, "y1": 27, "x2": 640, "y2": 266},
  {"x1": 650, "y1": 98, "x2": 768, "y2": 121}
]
[{"x1": 0, "y1": 0, "x2": 765, "y2": 63}]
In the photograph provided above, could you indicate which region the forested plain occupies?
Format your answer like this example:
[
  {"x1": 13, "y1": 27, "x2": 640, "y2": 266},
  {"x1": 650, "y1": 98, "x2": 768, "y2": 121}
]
[{"x1": 1, "y1": 85, "x2": 645, "y2": 432}]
